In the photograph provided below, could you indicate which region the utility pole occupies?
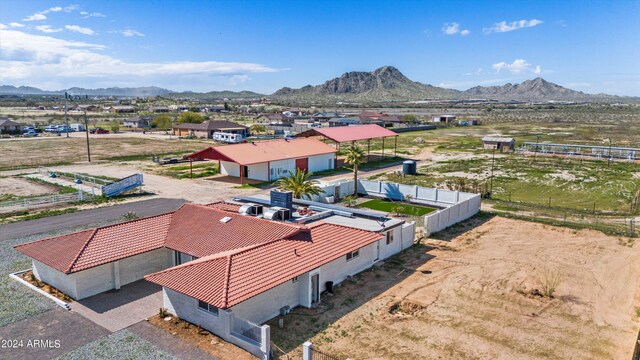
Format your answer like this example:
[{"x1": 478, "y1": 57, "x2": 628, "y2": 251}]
[
  {"x1": 84, "y1": 110, "x2": 91, "y2": 162},
  {"x1": 534, "y1": 135, "x2": 540, "y2": 160},
  {"x1": 64, "y1": 92, "x2": 70, "y2": 138}
]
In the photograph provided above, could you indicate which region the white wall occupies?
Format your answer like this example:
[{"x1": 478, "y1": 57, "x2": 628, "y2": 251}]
[
  {"x1": 269, "y1": 159, "x2": 295, "y2": 180},
  {"x1": 247, "y1": 162, "x2": 269, "y2": 182},
  {"x1": 74, "y1": 262, "x2": 116, "y2": 299},
  {"x1": 119, "y1": 248, "x2": 171, "y2": 286},
  {"x1": 163, "y1": 288, "x2": 266, "y2": 359},
  {"x1": 34, "y1": 248, "x2": 173, "y2": 300},
  {"x1": 231, "y1": 279, "x2": 300, "y2": 324},
  {"x1": 220, "y1": 161, "x2": 240, "y2": 177},
  {"x1": 308, "y1": 153, "x2": 335, "y2": 173},
  {"x1": 33, "y1": 260, "x2": 78, "y2": 299}
]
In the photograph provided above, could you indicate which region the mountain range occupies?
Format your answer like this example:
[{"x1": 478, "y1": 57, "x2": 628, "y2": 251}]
[
  {"x1": 1, "y1": 66, "x2": 636, "y2": 103},
  {"x1": 272, "y1": 66, "x2": 632, "y2": 103}
]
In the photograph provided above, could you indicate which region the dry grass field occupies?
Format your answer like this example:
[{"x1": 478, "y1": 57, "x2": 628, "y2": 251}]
[
  {"x1": 0, "y1": 136, "x2": 208, "y2": 168},
  {"x1": 270, "y1": 216, "x2": 640, "y2": 360}
]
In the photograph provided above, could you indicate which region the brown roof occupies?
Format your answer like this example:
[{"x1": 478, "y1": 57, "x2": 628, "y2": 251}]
[
  {"x1": 164, "y1": 204, "x2": 303, "y2": 258},
  {"x1": 146, "y1": 222, "x2": 383, "y2": 308},
  {"x1": 187, "y1": 138, "x2": 337, "y2": 165},
  {"x1": 15, "y1": 213, "x2": 173, "y2": 273},
  {"x1": 0, "y1": 118, "x2": 21, "y2": 127},
  {"x1": 173, "y1": 120, "x2": 247, "y2": 131},
  {"x1": 296, "y1": 124, "x2": 398, "y2": 143}
]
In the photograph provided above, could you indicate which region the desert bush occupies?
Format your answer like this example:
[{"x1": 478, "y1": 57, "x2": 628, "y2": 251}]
[{"x1": 540, "y1": 267, "x2": 562, "y2": 298}]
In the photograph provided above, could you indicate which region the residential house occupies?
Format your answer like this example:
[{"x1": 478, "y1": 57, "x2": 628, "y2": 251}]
[
  {"x1": 123, "y1": 116, "x2": 152, "y2": 128},
  {"x1": 108, "y1": 106, "x2": 136, "y2": 113},
  {"x1": 172, "y1": 120, "x2": 249, "y2": 139},
  {"x1": 76, "y1": 104, "x2": 101, "y2": 112},
  {"x1": 187, "y1": 138, "x2": 337, "y2": 182},
  {"x1": 254, "y1": 113, "x2": 291, "y2": 124},
  {"x1": 15, "y1": 194, "x2": 416, "y2": 359},
  {"x1": 0, "y1": 118, "x2": 22, "y2": 134},
  {"x1": 149, "y1": 107, "x2": 170, "y2": 113}
]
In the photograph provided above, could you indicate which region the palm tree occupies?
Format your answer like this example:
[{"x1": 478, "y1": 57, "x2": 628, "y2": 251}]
[
  {"x1": 276, "y1": 169, "x2": 323, "y2": 200},
  {"x1": 344, "y1": 144, "x2": 366, "y2": 196}
]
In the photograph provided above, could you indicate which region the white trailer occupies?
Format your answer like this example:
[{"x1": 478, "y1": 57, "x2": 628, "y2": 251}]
[
  {"x1": 213, "y1": 132, "x2": 244, "y2": 144},
  {"x1": 70, "y1": 123, "x2": 85, "y2": 132}
]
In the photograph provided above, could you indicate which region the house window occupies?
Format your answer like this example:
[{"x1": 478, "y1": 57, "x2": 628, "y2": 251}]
[
  {"x1": 346, "y1": 250, "x2": 360, "y2": 261},
  {"x1": 198, "y1": 300, "x2": 219, "y2": 316},
  {"x1": 292, "y1": 276, "x2": 299, "y2": 283},
  {"x1": 386, "y1": 231, "x2": 394, "y2": 245}
]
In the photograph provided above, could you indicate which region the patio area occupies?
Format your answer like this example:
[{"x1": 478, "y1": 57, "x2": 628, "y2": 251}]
[{"x1": 70, "y1": 279, "x2": 162, "y2": 332}]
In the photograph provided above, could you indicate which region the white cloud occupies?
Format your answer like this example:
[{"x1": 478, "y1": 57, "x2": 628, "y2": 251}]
[
  {"x1": 80, "y1": 11, "x2": 106, "y2": 18},
  {"x1": 65, "y1": 25, "x2": 95, "y2": 35},
  {"x1": 442, "y1": 22, "x2": 470, "y2": 36},
  {"x1": 438, "y1": 82, "x2": 454, "y2": 89},
  {"x1": 484, "y1": 19, "x2": 543, "y2": 34},
  {"x1": 23, "y1": 5, "x2": 79, "y2": 22},
  {"x1": 35, "y1": 25, "x2": 63, "y2": 33},
  {"x1": 0, "y1": 24, "x2": 6, "y2": 30},
  {"x1": 492, "y1": 59, "x2": 542, "y2": 75},
  {"x1": 0, "y1": 28, "x2": 281, "y2": 88},
  {"x1": 110, "y1": 29, "x2": 145, "y2": 37},
  {"x1": 464, "y1": 67, "x2": 483, "y2": 76},
  {"x1": 228, "y1": 75, "x2": 250, "y2": 85},
  {"x1": 9, "y1": 22, "x2": 25, "y2": 28},
  {"x1": 24, "y1": 13, "x2": 47, "y2": 21}
]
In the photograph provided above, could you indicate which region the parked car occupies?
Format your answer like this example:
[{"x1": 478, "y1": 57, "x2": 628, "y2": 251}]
[
  {"x1": 22, "y1": 130, "x2": 38, "y2": 137},
  {"x1": 44, "y1": 126, "x2": 58, "y2": 133},
  {"x1": 90, "y1": 128, "x2": 109, "y2": 134}
]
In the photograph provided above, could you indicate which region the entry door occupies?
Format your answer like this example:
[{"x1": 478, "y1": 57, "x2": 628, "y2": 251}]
[
  {"x1": 242, "y1": 165, "x2": 248, "y2": 178},
  {"x1": 295, "y1": 158, "x2": 309, "y2": 173},
  {"x1": 311, "y1": 273, "x2": 320, "y2": 304}
]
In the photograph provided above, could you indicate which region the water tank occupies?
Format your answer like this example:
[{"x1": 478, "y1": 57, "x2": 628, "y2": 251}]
[{"x1": 402, "y1": 160, "x2": 417, "y2": 175}]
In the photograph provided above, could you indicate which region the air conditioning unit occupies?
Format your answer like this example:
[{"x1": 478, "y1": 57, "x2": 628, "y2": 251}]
[
  {"x1": 264, "y1": 206, "x2": 291, "y2": 221},
  {"x1": 279, "y1": 305, "x2": 291, "y2": 316},
  {"x1": 238, "y1": 203, "x2": 263, "y2": 216}
]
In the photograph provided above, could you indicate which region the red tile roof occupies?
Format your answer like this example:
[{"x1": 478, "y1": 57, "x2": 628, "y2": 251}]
[
  {"x1": 15, "y1": 213, "x2": 173, "y2": 274},
  {"x1": 145, "y1": 222, "x2": 383, "y2": 308},
  {"x1": 186, "y1": 138, "x2": 337, "y2": 165},
  {"x1": 164, "y1": 204, "x2": 303, "y2": 258},
  {"x1": 296, "y1": 124, "x2": 398, "y2": 143},
  {"x1": 206, "y1": 201, "x2": 242, "y2": 212}
]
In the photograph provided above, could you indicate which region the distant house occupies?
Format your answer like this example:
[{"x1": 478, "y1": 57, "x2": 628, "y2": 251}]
[
  {"x1": 311, "y1": 112, "x2": 340, "y2": 122},
  {"x1": 123, "y1": 116, "x2": 152, "y2": 128},
  {"x1": 108, "y1": 106, "x2": 136, "y2": 113},
  {"x1": 0, "y1": 118, "x2": 22, "y2": 134},
  {"x1": 172, "y1": 120, "x2": 249, "y2": 139},
  {"x1": 254, "y1": 113, "x2": 291, "y2": 124},
  {"x1": 432, "y1": 115, "x2": 457, "y2": 123},
  {"x1": 76, "y1": 104, "x2": 101, "y2": 112},
  {"x1": 482, "y1": 136, "x2": 515, "y2": 151},
  {"x1": 149, "y1": 107, "x2": 170, "y2": 113}
]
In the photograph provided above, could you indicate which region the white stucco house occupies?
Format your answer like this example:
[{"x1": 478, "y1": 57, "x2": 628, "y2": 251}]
[
  {"x1": 15, "y1": 193, "x2": 416, "y2": 359},
  {"x1": 187, "y1": 138, "x2": 337, "y2": 183}
]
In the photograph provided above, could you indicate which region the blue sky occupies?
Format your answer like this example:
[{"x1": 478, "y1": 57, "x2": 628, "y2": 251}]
[{"x1": 1, "y1": 0, "x2": 638, "y2": 95}]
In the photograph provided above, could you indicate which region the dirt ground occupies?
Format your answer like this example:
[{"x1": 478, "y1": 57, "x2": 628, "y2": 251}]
[
  {"x1": 148, "y1": 315, "x2": 256, "y2": 360},
  {"x1": 0, "y1": 176, "x2": 56, "y2": 197},
  {"x1": 270, "y1": 216, "x2": 640, "y2": 360}
]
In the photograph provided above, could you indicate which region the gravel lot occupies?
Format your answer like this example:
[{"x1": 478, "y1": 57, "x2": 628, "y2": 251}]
[{"x1": 55, "y1": 330, "x2": 177, "y2": 360}]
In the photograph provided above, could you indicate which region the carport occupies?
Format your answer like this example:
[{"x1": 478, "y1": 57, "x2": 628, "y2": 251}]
[{"x1": 296, "y1": 124, "x2": 399, "y2": 161}]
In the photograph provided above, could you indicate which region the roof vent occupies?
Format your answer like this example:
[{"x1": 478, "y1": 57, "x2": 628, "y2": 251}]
[{"x1": 220, "y1": 216, "x2": 232, "y2": 223}]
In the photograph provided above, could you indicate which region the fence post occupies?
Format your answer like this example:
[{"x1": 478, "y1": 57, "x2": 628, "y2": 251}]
[
  {"x1": 302, "y1": 342, "x2": 313, "y2": 360},
  {"x1": 260, "y1": 325, "x2": 270, "y2": 360}
]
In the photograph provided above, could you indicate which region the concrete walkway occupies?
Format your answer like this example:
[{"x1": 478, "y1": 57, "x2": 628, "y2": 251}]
[{"x1": 71, "y1": 280, "x2": 162, "y2": 332}]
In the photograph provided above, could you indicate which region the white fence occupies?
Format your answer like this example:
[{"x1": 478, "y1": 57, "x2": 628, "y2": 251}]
[
  {"x1": 314, "y1": 179, "x2": 481, "y2": 236},
  {"x1": 0, "y1": 192, "x2": 93, "y2": 212}
]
